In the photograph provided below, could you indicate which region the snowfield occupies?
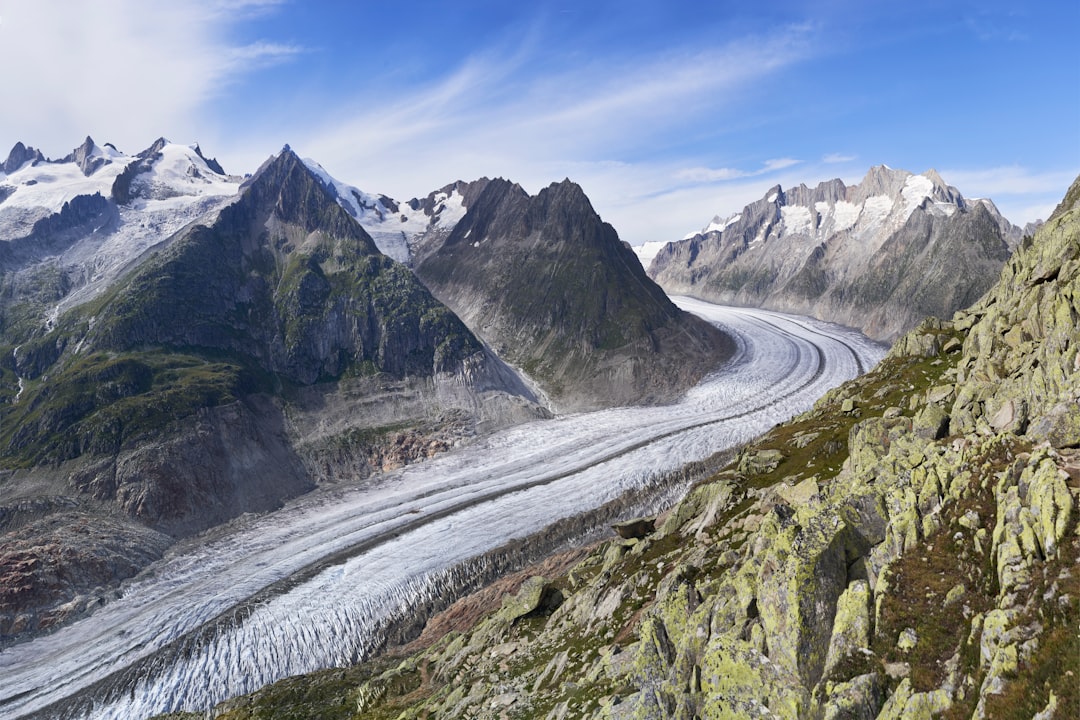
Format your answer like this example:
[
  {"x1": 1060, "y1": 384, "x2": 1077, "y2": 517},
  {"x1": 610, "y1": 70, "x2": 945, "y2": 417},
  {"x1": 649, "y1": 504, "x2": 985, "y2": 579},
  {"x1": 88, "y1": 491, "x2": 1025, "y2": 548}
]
[{"x1": 0, "y1": 300, "x2": 885, "y2": 720}]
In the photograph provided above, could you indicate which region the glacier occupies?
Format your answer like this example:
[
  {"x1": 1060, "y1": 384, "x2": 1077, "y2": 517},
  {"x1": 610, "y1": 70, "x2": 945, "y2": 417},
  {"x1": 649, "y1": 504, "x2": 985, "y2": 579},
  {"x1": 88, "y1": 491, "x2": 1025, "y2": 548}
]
[{"x1": 0, "y1": 300, "x2": 885, "y2": 719}]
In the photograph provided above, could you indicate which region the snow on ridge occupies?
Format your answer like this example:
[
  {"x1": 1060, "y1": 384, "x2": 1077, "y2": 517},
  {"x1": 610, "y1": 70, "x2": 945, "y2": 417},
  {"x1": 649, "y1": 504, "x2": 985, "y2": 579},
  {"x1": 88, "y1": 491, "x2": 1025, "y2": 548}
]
[
  {"x1": 0, "y1": 154, "x2": 132, "y2": 212},
  {"x1": 702, "y1": 213, "x2": 740, "y2": 235},
  {"x1": 832, "y1": 200, "x2": 859, "y2": 231},
  {"x1": 858, "y1": 195, "x2": 893, "y2": 229},
  {"x1": 780, "y1": 205, "x2": 812, "y2": 234},
  {"x1": 632, "y1": 240, "x2": 669, "y2": 267},
  {"x1": 301, "y1": 158, "x2": 390, "y2": 222},
  {"x1": 130, "y1": 142, "x2": 239, "y2": 209}
]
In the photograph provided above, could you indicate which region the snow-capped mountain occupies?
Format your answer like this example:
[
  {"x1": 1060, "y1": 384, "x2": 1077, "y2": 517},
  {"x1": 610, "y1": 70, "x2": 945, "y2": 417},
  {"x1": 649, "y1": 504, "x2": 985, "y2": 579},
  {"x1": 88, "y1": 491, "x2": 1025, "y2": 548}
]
[
  {"x1": 0, "y1": 136, "x2": 240, "y2": 323},
  {"x1": 646, "y1": 166, "x2": 1024, "y2": 341}
]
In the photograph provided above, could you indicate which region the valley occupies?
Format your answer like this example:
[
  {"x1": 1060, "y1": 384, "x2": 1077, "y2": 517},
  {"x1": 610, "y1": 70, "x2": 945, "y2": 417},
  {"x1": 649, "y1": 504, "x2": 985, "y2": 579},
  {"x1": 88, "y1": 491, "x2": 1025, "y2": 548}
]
[{"x1": 0, "y1": 300, "x2": 884, "y2": 719}]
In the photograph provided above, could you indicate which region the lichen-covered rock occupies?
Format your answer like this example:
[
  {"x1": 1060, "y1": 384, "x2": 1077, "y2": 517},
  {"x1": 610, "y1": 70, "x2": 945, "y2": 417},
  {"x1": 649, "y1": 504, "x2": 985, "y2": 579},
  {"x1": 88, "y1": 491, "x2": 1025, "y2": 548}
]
[
  {"x1": 822, "y1": 580, "x2": 872, "y2": 680},
  {"x1": 498, "y1": 576, "x2": 563, "y2": 623},
  {"x1": 191, "y1": 176, "x2": 1080, "y2": 720},
  {"x1": 876, "y1": 679, "x2": 951, "y2": 720},
  {"x1": 820, "y1": 672, "x2": 883, "y2": 720}
]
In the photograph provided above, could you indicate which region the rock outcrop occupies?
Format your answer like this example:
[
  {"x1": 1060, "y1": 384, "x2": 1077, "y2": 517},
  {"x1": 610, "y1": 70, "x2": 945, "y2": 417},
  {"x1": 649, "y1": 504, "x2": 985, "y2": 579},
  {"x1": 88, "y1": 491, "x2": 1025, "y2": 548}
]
[
  {"x1": 208, "y1": 175, "x2": 1078, "y2": 719},
  {"x1": 648, "y1": 167, "x2": 1021, "y2": 342},
  {"x1": 1, "y1": 142, "x2": 44, "y2": 174}
]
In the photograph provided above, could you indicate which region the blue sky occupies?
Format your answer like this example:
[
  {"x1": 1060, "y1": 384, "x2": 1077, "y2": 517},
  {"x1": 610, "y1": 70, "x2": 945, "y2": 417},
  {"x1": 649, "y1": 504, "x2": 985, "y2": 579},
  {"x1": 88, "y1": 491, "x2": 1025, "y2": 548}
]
[{"x1": 0, "y1": 0, "x2": 1077, "y2": 244}]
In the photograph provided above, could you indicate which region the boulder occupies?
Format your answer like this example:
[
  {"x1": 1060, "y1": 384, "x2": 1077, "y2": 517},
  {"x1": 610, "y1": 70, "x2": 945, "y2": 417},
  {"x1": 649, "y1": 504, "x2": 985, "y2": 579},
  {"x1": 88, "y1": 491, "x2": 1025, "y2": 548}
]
[
  {"x1": 613, "y1": 516, "x2": 657, "y2": 540},
  {"x1": 499, "y1": 576, "x2": 564, "y2": 623}
]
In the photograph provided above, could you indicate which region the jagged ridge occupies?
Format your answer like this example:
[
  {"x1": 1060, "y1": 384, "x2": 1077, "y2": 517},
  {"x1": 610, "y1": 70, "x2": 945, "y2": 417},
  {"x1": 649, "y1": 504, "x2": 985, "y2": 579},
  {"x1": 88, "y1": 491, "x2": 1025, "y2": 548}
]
[{"x1": 648, "y1": 167, "x2": 1022, "y2": 342}]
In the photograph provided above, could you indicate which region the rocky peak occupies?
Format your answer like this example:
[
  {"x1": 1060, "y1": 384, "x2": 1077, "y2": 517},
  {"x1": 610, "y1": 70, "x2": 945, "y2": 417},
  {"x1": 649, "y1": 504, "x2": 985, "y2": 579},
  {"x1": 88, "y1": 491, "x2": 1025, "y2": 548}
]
[
  {"x1": 784, "y1": 177, "x2": 848, "y2": 207},
  {"x1": 64, "y1": 136, "x2": 111, "y2": 177},
  {"x1": 192, "y1": 144, "x2": 226, "y2": 175},
  {"x1": 2, "y1": 142, "x2": 45, "y2": 174},
  {"x1": 853, "y1": 164, "x2": 911, "y2": 201},
  {"x1": 416, "y1": 176, "x2": 734, "y2": 410},
  {"x1": 240, "y1": 147, "x2": 377, "y2": 250},
  {"x1": 408, "y1": 178, "x2": 493, "y2": 217}
]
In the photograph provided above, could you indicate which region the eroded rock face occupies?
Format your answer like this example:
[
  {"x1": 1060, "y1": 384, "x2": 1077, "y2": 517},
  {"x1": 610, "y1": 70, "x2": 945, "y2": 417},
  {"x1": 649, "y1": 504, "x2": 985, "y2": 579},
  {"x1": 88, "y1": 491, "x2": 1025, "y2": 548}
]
[
  {"x1": 0, "y1": 511, "x2": 170, "y2": 647},
  {"x1": 648, "y1": 167, "x2": 1019, "y2": 342}
]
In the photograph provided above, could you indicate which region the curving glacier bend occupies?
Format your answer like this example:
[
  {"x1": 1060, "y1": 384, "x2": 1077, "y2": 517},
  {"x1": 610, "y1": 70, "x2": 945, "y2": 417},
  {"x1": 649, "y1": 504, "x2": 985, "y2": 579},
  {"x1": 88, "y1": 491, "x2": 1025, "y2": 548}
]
[{"x1": 0, "y1": 300, "x2": 885, "y2": 720}]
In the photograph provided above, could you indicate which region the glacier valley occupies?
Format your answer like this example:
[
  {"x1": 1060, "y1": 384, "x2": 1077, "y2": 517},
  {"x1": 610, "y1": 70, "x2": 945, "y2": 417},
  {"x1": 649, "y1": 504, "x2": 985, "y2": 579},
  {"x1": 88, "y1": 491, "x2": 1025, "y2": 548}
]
[{"x1": 0, "y1": 299, "x2": 884, "y2": 719}]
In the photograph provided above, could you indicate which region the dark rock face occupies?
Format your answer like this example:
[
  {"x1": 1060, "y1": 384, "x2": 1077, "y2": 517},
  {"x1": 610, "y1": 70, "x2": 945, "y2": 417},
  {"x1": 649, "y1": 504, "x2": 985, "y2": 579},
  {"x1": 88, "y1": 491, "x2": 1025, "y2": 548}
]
[
  {"x1": 1, "y1": 149, "x2": 494, "y2": 504},
  {"x1": 406, "y1": 178, "x2": 493, "y2": 266},
  {"x1": 63, "y1": 136, "x2": 110, "y2": 177},
  {"x1": 193, "y1": 143, "x2": 226, "y2": 175},
  {"x1": 415, "y1": 178, "x2": 735, "y2": 410},
  {"x1": 2, "y1": 142, "x2": 45, "y2": 174},
  {"x1": 0, "y1": 192, "x2": 116, "y2": 270},
  {"x1": 649, "y1": 167, "x2": 1018, "y2": 342}
]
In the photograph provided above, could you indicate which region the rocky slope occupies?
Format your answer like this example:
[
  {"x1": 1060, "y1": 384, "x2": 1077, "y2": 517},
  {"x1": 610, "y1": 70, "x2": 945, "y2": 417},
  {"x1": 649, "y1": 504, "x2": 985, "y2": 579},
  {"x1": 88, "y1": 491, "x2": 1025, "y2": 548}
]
[
  {"x1": 648, "y1": 167, "x2": 1022, "y2": 342},
  {"x1": 207, "y1": 175, "x2": 1079, "y2": 719},
  {"x1": 414, "y1": 178, "x2": 736, "y2": 411},
  {"x1": 0, "y1": 143, "x2": 542, "y2": 647}
]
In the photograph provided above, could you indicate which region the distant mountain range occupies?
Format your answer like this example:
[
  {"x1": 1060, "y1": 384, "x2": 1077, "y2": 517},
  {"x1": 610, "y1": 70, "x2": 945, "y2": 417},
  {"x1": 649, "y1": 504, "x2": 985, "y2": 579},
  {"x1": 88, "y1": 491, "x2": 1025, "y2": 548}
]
[{"x1": 639, "y1": 166, "x2": 1039, "y2": 341}]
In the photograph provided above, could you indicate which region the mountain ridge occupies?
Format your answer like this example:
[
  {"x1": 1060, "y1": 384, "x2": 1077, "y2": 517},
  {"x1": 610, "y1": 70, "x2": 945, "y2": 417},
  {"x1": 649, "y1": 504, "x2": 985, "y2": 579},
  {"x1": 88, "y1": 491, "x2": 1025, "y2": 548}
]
[
  {"x1": 0, "y1": 142, "x2": 545, "y2": 646},
  {"x1": 645, "y1": 166, "x2": 1025, "y2": 341}
]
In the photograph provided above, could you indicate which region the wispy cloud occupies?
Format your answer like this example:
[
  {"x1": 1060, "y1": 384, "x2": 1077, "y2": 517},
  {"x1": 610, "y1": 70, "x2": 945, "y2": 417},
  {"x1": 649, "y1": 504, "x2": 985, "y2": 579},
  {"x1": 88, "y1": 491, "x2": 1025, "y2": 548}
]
[
  {"x1": 674, "y1": 158, "x2": 801, "y2": 184},
  {"x1": 822, "y1": 153, "x2": 857, "y2": 163},
  {"x1": 282, "y1": 23, "x2": 820, "y2": 201},
  {"x1": 0, "y1": 0, "x2": 302, "y2": 158},
  {"x1": 939, "y1": 165, "x2": 1077, "y2": 225},
  {"x1": 938, "y1": 166, "x2": 1076, "y2": 197}
]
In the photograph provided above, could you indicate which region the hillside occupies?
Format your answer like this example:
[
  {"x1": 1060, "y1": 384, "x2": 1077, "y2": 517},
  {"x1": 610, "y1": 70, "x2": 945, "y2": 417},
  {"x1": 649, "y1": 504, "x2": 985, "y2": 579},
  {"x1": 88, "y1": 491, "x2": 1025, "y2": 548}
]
[
  {"x1": 648, "y1": 167, "x2": 1021, "y2": 342},
  {"x1": 207, "y1": 175, "x2": 1080, "y2": 719},
  {"x1": 414, "y1": 178, "x2": 736, "y2": 411}
]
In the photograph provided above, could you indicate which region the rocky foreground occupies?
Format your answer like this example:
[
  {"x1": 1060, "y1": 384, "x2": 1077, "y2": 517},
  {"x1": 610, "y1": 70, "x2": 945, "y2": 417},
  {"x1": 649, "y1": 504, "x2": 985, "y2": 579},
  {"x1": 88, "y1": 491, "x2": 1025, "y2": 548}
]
[{"x1": 173, "y1": 176, "x2": 1080, "y2": 719}]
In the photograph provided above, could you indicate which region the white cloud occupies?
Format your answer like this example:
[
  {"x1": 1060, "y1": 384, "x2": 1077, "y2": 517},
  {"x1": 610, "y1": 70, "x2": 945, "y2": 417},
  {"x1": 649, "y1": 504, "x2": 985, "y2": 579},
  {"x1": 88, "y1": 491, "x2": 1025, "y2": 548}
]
[
  {"x1": 822, "y1": 153, "x2": 856, "y2": 163},
  {"x1": 673, "y1": 158, "x2": 801, "y2": 185},
  {"x1": 270, "y1": 23, "x2": 821, "y2": 224},
  {"x1": 0, "y1": 0, "x2": 300, "y2": 159}
]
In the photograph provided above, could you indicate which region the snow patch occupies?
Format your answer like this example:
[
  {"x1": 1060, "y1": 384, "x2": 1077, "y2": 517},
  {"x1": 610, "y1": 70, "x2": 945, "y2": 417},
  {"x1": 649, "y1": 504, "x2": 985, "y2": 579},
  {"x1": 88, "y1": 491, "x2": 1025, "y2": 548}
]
[
  {"x1": 832, "y1": 201, "x2": 859, "y2": 231},
  {"x1": 632, "y1": 240, "x2": 669, "y2": 267},
  {"x1": 780, "y1": 205, "x2": 812, "y2": 234},
  {"x1": 858, "y1": 195, "x2": 893, "y2": 229}
]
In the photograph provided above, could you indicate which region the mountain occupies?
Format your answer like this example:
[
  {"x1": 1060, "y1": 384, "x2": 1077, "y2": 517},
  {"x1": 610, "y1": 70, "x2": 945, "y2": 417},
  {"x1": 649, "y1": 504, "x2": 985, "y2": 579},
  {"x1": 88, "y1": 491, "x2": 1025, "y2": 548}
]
[
  {"x1": 0, "y1": 136, "x2": 242, "y2": 339},
  {"x1": 212, "y1": 175, "x2": 1080, "y2": 720},
  {"x1": 296, "y1": 166, "x2": 734, "y2": 410},
  {"x1": 646, "y1": 166, "x2": 1024, "y2": 341},
  {"x1": 0, "y1": 142, "x2": 541, "y2": 646},
  {"x1": 412, "y1": 177, "x2": 736, "y2": 411}
]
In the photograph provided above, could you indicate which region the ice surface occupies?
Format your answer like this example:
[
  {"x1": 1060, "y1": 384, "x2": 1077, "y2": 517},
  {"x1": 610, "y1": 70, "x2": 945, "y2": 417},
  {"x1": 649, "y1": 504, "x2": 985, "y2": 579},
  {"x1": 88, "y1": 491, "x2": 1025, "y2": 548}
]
[{"x1": 0, "y1": 301, "x2": 885, "y2": 719}]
